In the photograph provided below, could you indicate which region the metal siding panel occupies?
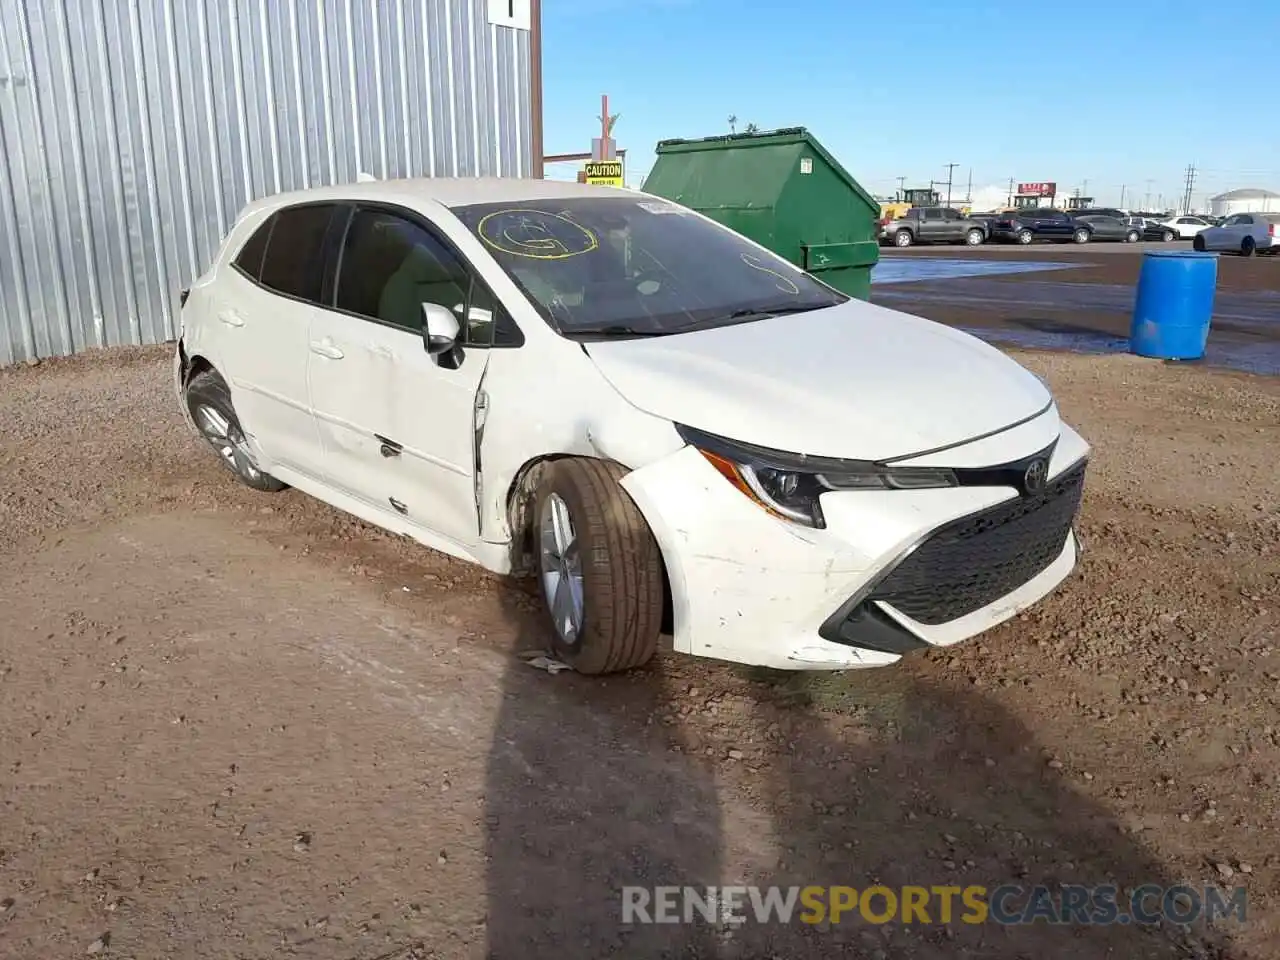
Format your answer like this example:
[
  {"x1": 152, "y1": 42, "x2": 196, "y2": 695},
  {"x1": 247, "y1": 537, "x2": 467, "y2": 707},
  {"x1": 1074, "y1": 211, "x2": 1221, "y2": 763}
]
[{"x1": 0, "y1": 0, "x2": 531, "y2": 365}]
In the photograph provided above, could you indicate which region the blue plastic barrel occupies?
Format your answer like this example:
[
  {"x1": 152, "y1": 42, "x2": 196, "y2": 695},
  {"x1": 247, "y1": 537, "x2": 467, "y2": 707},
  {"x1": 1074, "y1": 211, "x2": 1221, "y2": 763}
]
[{"x1": 1130, "y1": 251, "x2": 1218, "y2": 360}]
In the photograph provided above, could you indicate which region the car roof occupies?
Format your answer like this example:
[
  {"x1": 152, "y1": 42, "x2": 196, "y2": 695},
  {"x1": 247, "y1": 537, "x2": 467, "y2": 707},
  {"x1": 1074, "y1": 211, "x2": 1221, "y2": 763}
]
[{"x1": 237, "y1": 177, "x2": 634, "y2": 220}]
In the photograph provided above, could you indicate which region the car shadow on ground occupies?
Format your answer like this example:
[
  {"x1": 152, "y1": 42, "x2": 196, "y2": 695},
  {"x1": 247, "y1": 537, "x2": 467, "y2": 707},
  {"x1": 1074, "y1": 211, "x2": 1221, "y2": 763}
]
[{"x1": 481, "y1": 583, "x2": 1244, "y2": 959}]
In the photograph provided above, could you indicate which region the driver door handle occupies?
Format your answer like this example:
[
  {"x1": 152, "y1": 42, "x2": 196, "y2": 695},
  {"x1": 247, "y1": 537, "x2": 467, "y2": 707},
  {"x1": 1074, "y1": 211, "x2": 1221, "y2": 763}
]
[{"x1": 309, "y1": 338, "x2": 344, "y2": 360}]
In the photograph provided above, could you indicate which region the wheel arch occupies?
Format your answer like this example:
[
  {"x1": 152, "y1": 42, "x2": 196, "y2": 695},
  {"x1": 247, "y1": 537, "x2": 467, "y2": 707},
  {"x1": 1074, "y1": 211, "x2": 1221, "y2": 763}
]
[{"x1": 504, "y1": 453, "x2": 674, "y2": 635}]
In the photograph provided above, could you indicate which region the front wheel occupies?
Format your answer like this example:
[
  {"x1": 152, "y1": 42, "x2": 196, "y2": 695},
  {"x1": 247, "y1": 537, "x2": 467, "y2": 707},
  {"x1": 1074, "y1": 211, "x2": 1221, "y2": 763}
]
[
  {"x1": 894, "y1": 229, "x2": 914, "y2": 248},
  {"x1": 1193, "y1": 234, "x2": 1207, "y2": 252},
  {"x1": 965, "y1": 228, "x2": 985, "y2": 246},
  {"x1": 1162, "y1": 230, "x2": 1176, "y2": 242},
  {"x1": 1125, "y1": 230, "x2": 1140, "y2": 243},
  {"x1": 185, "y1": 370, "x2": 286, "y2": 492},
  {"x1": 1241, "y1": 237, "x2": 1256, "y2": 258},
  {"x1": 534, "y1": 459, "x2": 663, "y2": 674},
  {"x1": 1018, "y1": 229, "x2": 1034, "y2": 245},
  {"x1": 1073, "y1": 228, "x2": 1090, "y2": 244}
]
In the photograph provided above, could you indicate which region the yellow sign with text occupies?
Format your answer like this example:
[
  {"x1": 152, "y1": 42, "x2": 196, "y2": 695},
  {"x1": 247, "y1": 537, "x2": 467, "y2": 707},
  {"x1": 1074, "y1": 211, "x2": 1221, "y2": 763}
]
[{"x1": 584, "y1": 160, "x2": 624, "y2": 187}]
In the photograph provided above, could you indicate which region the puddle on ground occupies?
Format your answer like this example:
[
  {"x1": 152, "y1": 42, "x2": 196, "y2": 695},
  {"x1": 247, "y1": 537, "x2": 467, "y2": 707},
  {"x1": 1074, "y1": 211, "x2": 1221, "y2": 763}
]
[
  {"x1": 958, "y1": 327, "x2": 1280, "y2": 377},
  {"x1": 872, "y1": 258, "x2": 1082, "y2": 284}
]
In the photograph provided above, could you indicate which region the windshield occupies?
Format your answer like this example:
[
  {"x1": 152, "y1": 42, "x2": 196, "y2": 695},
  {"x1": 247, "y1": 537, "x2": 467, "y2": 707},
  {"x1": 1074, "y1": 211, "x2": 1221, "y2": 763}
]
[{"x1": 451, "y1": 197, "x2": 846, "y2": 338}]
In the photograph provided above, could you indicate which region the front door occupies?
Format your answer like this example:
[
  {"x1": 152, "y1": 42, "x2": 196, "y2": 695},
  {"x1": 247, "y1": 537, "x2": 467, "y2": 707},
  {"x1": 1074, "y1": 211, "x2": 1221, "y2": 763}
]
[{"x1": 306, "y1": 205, "x2": 495, "y2": 550}]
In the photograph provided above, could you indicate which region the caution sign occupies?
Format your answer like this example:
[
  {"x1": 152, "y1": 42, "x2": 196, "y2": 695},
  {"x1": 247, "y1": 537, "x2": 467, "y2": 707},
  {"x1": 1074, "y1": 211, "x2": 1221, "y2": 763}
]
[{"x1": 584, "y1": 160, "x2": 624, "y2": 187}]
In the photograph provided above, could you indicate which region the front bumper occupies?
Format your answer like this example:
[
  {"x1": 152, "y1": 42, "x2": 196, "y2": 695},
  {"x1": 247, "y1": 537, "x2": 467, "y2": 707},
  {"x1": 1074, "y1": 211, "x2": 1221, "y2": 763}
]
[{"x1": 620, "y1": 424, "x2": 1089, "y2": 670}]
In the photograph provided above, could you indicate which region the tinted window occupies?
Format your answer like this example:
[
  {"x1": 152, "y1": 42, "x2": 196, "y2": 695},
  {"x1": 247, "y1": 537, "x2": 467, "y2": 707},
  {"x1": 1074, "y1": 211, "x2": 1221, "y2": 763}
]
[
  {"x1": 923, "y1": 209, "x2": 944, "y2": 221},
  {"x1": 234, "y1": 217, "x2": 273, "y2": 280},
  {"x1": 337, "y1": 209, "x2": 469, "y2": 332},
  {"x1": 260, "y1": 204, "x2": 338, "y2": 301},
  {"x1": 334, "y1": 208, "x2": 521, "y2": 347},
  {"x1": 452, "y1": 197, "x2": 846, "y2": 338}
]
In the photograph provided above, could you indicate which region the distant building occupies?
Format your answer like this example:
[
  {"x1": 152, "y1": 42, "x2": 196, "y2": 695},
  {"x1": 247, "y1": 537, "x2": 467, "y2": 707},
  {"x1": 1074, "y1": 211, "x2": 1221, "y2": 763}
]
[{"x1": 1208, "y1": 188, "x2": 1280, "y2": 217}]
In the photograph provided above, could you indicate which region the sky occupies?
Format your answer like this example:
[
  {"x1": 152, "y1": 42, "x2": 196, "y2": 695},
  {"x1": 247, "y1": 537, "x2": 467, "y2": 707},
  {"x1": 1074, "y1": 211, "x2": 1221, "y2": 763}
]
[{"x1": 540, "y1": 0, "x2": 1280, "y2": 210}]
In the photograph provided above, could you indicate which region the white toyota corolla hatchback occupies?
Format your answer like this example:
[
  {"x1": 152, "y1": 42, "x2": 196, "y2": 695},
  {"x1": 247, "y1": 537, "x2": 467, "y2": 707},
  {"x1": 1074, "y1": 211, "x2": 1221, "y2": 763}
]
[{"x1": 176, "y1": 178, "x2": 1089, "y2": 673}]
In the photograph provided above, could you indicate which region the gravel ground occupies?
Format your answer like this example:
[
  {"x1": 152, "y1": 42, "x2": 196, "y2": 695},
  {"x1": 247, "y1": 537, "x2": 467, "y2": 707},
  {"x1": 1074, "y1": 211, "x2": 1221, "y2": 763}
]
[{"x1": 0, "y1": 344, "x2": 1277, "y2": 959}]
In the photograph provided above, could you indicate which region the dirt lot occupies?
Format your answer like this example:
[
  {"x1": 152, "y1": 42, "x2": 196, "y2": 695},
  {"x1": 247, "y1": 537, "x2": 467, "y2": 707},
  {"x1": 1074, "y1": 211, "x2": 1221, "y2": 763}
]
[{"x1": 1, "y1": 344, "x2": 1277, "y2": 959}]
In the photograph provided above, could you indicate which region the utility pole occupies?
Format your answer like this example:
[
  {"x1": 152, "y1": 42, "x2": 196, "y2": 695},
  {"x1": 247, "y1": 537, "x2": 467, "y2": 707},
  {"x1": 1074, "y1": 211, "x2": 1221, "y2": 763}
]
[
  {"x1": 944, "y1": 162, "x2": 959, "y2": 208},
  {"x1": 1181, "y1": 163, "x2": 1197, "y2": 214},
  {"x1": 1007, "y1": 177, "x2": 1014, "y2": 208},
  {"x1": 895, "y1": 176, "x2": 906, "y2": 201},
  {"x1": 966, "y1": 167, "x2": 973, "y2": 203},
  {"x1": 1144, "y1": 179, "x2": 1155, "y2": 210},
  {"x1": 1119, "y1": 184, "x2": 1127, "y2": 208}
]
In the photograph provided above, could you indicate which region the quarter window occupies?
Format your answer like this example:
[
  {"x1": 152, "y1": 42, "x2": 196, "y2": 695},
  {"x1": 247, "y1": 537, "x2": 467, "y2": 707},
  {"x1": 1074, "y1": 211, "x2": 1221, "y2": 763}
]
[
  {"x1": 259, "y1": 204, "x2": 339, "y2": 302},
  {"x1": 234, "y1": 218, "x2": 273, "y2": 281}
]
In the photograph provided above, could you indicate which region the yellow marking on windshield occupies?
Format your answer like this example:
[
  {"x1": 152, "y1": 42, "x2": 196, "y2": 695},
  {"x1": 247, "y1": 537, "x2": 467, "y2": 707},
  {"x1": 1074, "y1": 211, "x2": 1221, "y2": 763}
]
[
  {"x1": 740, "y1": 253, "x2": 801, "y2": 295},
  {"x1": 477, "y1": 208, "x2": 599, "y2": 260}
]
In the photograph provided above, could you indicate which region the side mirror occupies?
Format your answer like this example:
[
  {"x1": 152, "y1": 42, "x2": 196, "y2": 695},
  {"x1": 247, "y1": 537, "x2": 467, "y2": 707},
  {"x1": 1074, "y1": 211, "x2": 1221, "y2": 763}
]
[{"x1": 422, "y1": 302, "x2": 460, "y2": 356}]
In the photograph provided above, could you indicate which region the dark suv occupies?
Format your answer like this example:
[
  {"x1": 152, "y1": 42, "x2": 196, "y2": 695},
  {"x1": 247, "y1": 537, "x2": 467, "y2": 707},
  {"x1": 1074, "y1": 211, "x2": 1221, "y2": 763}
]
[
  {"x1": 990, "y1": 208, "x2": 1092, "y2": 245},
  {"x1": 879, "y1": 207, "x2": 988, "y2": 247}
]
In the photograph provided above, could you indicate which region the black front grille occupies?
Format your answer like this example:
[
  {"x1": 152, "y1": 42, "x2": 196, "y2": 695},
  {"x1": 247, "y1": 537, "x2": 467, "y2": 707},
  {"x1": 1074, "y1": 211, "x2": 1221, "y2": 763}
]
[{"x1": 868, "y1": 460, "x2": 1086, "y2": 625}]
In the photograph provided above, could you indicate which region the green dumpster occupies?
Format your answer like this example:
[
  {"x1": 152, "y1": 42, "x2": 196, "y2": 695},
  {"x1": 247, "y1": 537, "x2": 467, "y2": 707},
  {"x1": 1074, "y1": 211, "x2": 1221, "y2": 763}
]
[{"x1": 641, "y1": 127, "x2": 880, "y2": 300}]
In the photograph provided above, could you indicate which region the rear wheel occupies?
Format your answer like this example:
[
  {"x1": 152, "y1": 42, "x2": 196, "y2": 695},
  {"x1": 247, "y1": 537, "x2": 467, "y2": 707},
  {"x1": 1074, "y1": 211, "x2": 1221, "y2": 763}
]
[
  {"x1": 1017, "y1": 229, "x2": 1034, "y2": 245},
  {"x1": 534, "y1": 459, "x2": 663, "y2": 674},
  {"x1": 1162, "y1": 230, "x2": 1176, "y2": 242},
  {"x1": 185, "y1": 370, "x2": 286, "y2": 492},
  {"x1": 1193, "y1": 234, "x2": 1207, "y2": 252},
  {"x1": 1125, "y1": 230, "x2": 1140, "y2": 243},
  {"x1": 894, "y1": 229, "x2": 914, "y2": 248},
  {"x1": 965, "y1": 228, "x2": 985, "y2": 246},
  {"x1": 1241, "y1": 236, "x2": 1256, "y2": 257},
  {"x1": 1073, "y1": 227, "x2": 1090, "y2": 244}
]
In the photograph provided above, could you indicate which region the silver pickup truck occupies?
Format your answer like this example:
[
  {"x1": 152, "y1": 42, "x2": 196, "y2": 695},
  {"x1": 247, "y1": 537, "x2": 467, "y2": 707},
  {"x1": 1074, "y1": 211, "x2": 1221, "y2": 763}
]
[{"x1": 879, "y1": 207, "x2": 988, "y2": 248}]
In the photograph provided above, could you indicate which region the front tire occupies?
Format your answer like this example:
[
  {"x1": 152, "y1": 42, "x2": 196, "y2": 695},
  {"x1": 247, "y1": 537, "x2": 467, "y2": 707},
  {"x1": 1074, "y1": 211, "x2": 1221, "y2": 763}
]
[
  {"x1": 1241, "y1": 237, "x2": 1256, "y2": 257},
  {"x1": 894, "y1": 229, "x2": 914, "y2": 248},
  {"x1": 965, "y1": 228, "x2": 985, "y2": 246},
  {"x1": 1193, "y1": 234, "x2": 1207, "y2": 252},
  {"x1": 1162, "y1": 230, "x2": 1176, "y2": 242},
  {"x1": 1125, "y1": 230, "x2": 1140, "y2": 243},
  {"x1": 534, "y1": 459, "x2": 663, "y2": 674},
  {"x1": 1017, "y1": 229, "x2": 1034, "y2": 245},
  {"x1": 1073, "y1": 227, "x2": 1090, "y2": 244},
  {"x1": 185, "y1": 370, "x2": 286, "y2": 492}
]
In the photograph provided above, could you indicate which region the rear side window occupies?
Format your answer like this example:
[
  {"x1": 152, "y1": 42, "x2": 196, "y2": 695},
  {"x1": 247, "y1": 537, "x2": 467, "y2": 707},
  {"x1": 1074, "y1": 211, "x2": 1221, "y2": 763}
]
[
  {"x1": 234, "y1": 218, "x2": 273, "y2": 280},
  {"x1": 260, "y1": 204, "x2": 339, "y2": 302}
]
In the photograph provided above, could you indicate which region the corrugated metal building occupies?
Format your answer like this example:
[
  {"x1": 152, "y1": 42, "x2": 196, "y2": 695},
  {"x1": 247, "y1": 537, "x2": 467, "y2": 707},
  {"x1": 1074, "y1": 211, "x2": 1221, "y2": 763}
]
[{"x1": 0, "y1": 0, "x2": 534, "y2": 365}]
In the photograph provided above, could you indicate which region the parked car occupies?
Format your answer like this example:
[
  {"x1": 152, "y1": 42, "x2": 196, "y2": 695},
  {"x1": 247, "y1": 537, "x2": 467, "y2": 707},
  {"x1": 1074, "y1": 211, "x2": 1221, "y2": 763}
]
[
  {"x1": 1192, "y1": 212, "x2": 1280, "y2": 256},
  {"x1": 1159, "y1": 215, "x2": 1212, "y2": 239},
  {"x1": 1073, "y1": 215, "x2": 1142, "y2": 243},
  {"x1": 175, "y1": 179, "x2": 1090, "y2": 674},
  {"x1": 879, "y1": 207, "x2": 988, "y2": 247},
  {"x1": 990, "y1": 208, "x2": 1093, "y2": 244},
  {"x1": 1073, "y1": 207, "x2": 1129, "y2": 220},
  {"x1": 1126, "y1": 215, "x2": 1178, "y2": 242}
]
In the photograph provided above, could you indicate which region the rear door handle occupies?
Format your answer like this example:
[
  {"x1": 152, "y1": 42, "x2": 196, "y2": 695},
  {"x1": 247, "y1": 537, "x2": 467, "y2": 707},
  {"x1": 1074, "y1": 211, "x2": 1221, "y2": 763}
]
[
  {"x1": 309, "y1": 339, "x2": 344, "y2": 360},
  {"x1": 219, "y1": 311, "x2": 245, "y2": 328}
]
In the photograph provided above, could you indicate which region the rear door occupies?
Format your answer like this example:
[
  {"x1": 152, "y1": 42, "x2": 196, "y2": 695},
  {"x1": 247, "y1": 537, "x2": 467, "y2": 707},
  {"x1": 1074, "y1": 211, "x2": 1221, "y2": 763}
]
[
  {"x1": 213, "y1": 203, "x2": 338, "y2": 477},
  {"x1": 942, "y1": 208, "x2": 966, "y2": 241},
  {"x1": 306, "y1": 204, "x2": 508, "y2": 549}
]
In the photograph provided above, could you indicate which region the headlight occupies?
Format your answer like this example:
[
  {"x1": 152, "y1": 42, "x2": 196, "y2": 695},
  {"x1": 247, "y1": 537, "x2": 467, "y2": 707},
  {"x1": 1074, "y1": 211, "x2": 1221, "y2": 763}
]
[{"x1": 676, "y1": 425, "x2": 957, "y2": 529}]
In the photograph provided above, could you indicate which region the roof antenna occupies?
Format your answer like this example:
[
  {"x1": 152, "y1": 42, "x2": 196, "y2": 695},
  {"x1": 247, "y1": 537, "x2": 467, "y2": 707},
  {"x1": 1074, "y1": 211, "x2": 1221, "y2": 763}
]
[{"x1": 356, "y1": 171, "x2": 378, "y2": 183}]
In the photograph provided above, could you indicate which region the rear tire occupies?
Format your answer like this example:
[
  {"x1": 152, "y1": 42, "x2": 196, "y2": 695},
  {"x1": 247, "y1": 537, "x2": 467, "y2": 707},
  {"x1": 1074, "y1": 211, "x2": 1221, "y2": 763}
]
[
  {"x1": 1162, "y1": 230, "x2": 1176, "y2": 242},
  {"x1": 894, "y1": 229, "x2": 914, "y2": 248},
  {"x1": 1073, "y1": 227, "x2": 1090, "y2": 244},
  {"x1": 533, "y1": 459, "x2": 663, "y2": 674},
  {"x1": 185, "y1": 370, "x2": 286, "y2": 492},
  {"x1": 1125, "y1": 230, "x2": 1140, "y2": 243},
  {"x1": 965, "y1": 228, "x2": 985, "y2": 246},
  {"x1": 1193, "y1": 234, "x2": 1206, "y2": 252},
  {"x1": 1241, "y1": 236, "x2": 1256, "y2": 257},
  {"x1": 1017, "y1": 229, "x2": 1034, "y2": 245}
]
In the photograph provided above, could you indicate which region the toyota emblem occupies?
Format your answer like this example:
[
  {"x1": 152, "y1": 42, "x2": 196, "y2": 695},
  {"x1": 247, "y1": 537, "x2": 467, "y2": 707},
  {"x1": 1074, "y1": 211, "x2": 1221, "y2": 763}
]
[{"x1": 1023, "y1": 458, "x2": 1049, "y2": 496}]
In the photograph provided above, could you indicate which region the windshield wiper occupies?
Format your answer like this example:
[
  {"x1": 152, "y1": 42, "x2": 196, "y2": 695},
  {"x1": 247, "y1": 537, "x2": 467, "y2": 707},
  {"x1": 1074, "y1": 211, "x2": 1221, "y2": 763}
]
[
  {"x1": 566, "y1": 324, "x2": 670, "y2": 339},
  {"x1": 681, "y1": 303, "x2": 829, "y2": 329}
]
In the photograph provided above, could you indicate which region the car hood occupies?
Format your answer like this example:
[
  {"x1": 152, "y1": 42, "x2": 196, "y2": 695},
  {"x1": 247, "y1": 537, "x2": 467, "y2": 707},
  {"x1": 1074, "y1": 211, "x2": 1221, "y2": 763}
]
[{"x1": 584, "y1": 298, "x2": 1052, "y2": 462}]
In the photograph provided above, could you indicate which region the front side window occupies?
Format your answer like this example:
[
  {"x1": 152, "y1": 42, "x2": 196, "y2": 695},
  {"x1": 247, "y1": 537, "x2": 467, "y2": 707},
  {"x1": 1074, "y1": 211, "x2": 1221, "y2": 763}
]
[
  {"x1": 451, "y1": 197, "x2": 846, "y2": 338},
  {"x1": 335, "y1": 208, "x2": 520, "y2": 346},
  {"x1": 259, "y1": 204, "x2": 339, "y2": 302}
]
